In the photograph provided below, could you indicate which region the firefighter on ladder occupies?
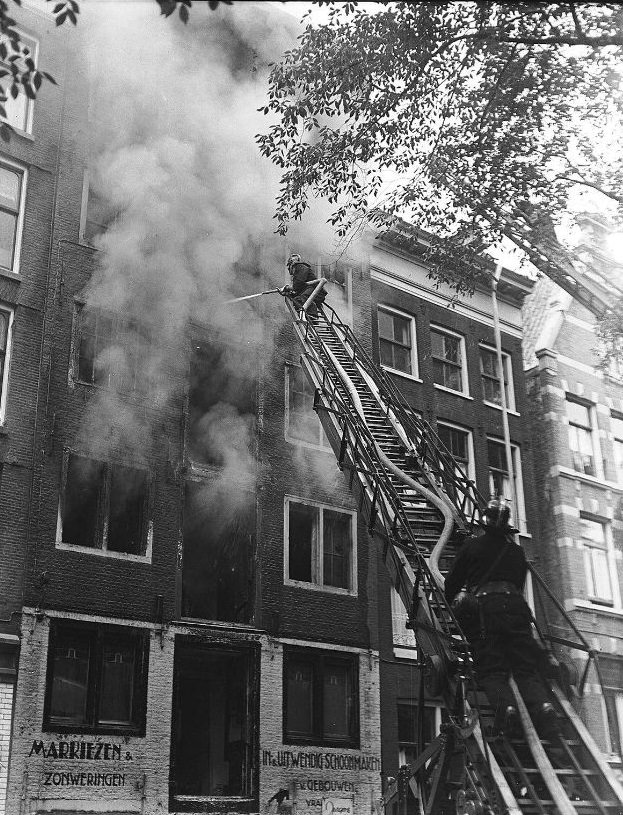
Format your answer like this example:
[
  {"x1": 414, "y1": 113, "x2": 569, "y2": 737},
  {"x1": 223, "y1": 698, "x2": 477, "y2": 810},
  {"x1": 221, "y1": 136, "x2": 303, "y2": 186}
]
[
  {"x1": 445, "y1": 498, "x2": 559, "y2": 739},
  {"x1": 280, "y1": 254, "x2": 327, "y2": 316}
]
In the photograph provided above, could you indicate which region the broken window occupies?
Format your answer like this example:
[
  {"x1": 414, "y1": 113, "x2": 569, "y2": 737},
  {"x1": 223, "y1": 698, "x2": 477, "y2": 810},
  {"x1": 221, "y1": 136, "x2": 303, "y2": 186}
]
[
  {"x1": 79, "y1": 172, "x2": 123, "y2": 246},
  {"x1": 76, "y1": 307, "x2": 150, "y2": 394},
  {"x1": 182, "y1": 480, "x2": 255, "y2": 623},
  {"x1": 59, "y1": 452, "x2": 150, "y2": 556},
  {"x1": 286, "y1": 499, "x2": 356, "y2": 593},
  {"x1": 170, "y1": 641, "x2": 257, "y2": 806},
  {"x1": 283, "y1": 647, "x2": 359, "y2": 747},
  {"x1": 187, "y1": 341, "x2": 256, "y2": 466},
  {"x1": 44, "y1": 620, "x2": 148, "y2": 734}
]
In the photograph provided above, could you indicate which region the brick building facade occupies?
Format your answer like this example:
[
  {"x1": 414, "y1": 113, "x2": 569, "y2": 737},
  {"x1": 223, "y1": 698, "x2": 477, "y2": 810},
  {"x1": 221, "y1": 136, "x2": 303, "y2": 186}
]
[
  {"x1": 523, "y1": 231, "x2": 623, "y2": 779},
  {"x1": 2, "y1": 3, "x2": 619, "y2": 815}
]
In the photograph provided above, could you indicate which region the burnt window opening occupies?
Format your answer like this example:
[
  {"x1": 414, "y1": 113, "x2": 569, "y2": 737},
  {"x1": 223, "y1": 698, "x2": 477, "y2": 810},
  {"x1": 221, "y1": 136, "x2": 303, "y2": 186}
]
[
  {"x1": 60, "y1": 453, "x2": 150, "y2": 556},
  {"x1": 286, "y1": 363, "x2": 330, "y2": 449},
  {"x1": 76, "y1": 307, "x2": 151, "y2": 395},
  {"x1": 170, "y1": 642, "x2": 257, "y2": 807},
  {"x1": 283, "y1": 647, "x2": 359, "y2": 748},
  {"x1": 182, "y1": 481, "x2": 255, "y2": 624},
  {"x1": 44, "y1": 620, "x2": 148, "y2": 735},
  {"x1": 187, "y1": 341, "x2": 256, "y2": 467},
  {"x1": 80, "y1": 177, "x2": 123, "y2": 246}
]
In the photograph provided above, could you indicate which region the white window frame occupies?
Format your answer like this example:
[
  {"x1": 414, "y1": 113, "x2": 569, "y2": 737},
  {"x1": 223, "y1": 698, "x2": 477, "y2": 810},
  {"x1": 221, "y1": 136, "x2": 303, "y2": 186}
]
[
  {"x1": 284, "y1": 496, "x2": 357, "y2": 596},
  {"x1": 56, "y1": 450, "x2": 153, "y2": 563},
  {"x1": 486, "y1": 436, "x2": 527, "y2": 533},
  {"x1": 580, "y1": 516, "x2": 621, "y2": 609},
  {"x1": 437, "y1": 420, "x2": 476, "y2": 484},
  {"x1": 397, "y1": 702, "x2": 442, "y2": 768},
  {"x1": 377, "y1": 304, "x2": 419, "y2": 380},
  {"x1": 430, "y1": 324, "x2": 469, "y2": 397},
  {"x1": 0, "y1": 156, "x2": 27, "y2": 275},
  {"x1": 0, "y1": 28, "x2": 38, "y2": 134},
  {"x1": 610, "y1": 412, "x2": 623, "y2": 486},
  {"x1": 566, "y1": 397, "x2": 602, "y2": 479},
  {"x1": 0, "y1": 303, "x2": 13, "y2": 424},
  {"x1": 479, "y1": 343, "x2": 516, "y2": 412},
  {"x1": 284, "y1": 362, "x2": 331, "y2": 451}
]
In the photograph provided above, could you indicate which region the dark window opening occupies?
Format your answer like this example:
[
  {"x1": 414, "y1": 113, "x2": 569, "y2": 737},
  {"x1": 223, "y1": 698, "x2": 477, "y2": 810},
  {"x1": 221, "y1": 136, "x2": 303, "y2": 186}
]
[
  {"x1": 83, "y1": 184, "x2": 122, "y2": 245},
  {"x1": 182, "y1": 481, "x2": 255, "y2": 623},
  {"x1": 170, "y1": 642, "x2": 257, "y2": 806},
  {"x1": 77, "y1": 308, "x2": 150, "y2": 395},
  {"x1": 44, "y1": 620, "x2": 148, "y2": 735},
  {"x1": 187, "y1": 341, "x2": 256, "y2": 466},
  {"x1": 61, "y1": 453, "x2": 150, "y2": 555},
  {"x1": 287, "y1": 501, "x2": 355, "y2": 591},
  {"x1": 288, "y1": 502, "x2": 314, "y2": 583},
  {"x1": 284, "y1": 648, "x2": 359, "y2": 747}
]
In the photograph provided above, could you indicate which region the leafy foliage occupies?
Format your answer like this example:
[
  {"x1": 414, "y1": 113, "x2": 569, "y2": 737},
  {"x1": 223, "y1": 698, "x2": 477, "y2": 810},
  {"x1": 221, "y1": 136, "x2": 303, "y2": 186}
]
[{"x1": 258, "y1": 2, "x2": 623, "y2": 301}]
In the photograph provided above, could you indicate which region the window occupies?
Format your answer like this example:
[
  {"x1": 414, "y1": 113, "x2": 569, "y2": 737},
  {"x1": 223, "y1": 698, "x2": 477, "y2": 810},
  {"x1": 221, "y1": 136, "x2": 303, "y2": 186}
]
[
  {"x1": 566, "y1": 398, "x2": 597, "y2": 477},
  {"x1": 487, "y1": 438, "x2": 526, "y2": 531},
  {"x1": 76, "y1": 308, "x2": 151, "y2": 395},
  {"x1": 187, "y1": 340, "x2": 256, "y2": 466},
  {"x1": 285, "y1": 498, "x2": 356, "y2": 593},
  {"x1": 397, "y1": 703, "x2": 440, "y2": 767},
  {"x1": 430, "y1": 326, "x2": 467, "y2": 394},
  {"x1": 581, "y1": 517, "x2": 614, "y2": 606},
  {"x1": 286, "y1": 363, "x2": 330, "y2": 449},
  {"x1": 0, "y1": 31, "x2": 37, "y2": 132},
  {"x1": 0, "y1": 160, "x2": 25, "y2": 273},
  {"x1": 378, "y1": 305, "x2": 417, "y2": 377},
  {"x1": 390, "y1": 587, "x2": 416, "y2": 653},
  {"x1": 79, "y1": 173, "x2": 122, "y2": 245},
  {"x1": 479, "y1": 345, "x2": 515, "y2": 410},
  {"x1": 437, "y1": 422, "x2": 474, "y2": 481},
  {"x1": 44, "y1": 620, "x2": 148, "y2": 734},
  {"x1": 284, "y1": 647, "x2": 359, "y2": 747},
  {"x1": 611, "y1": 412, "x2": 623, "y2": 484},
  {"x1": 58, "y1": 453, "x2": 151, "y2": 557},
  {"x1": 0, "y1": 304, "x2": 12, "y2": 422},
  {"x1": 171, "y1": 642, "x2": 257, "y2": 805},
  {"x1": 182, "y1": 480, "x2": 254, "y2": 623}
]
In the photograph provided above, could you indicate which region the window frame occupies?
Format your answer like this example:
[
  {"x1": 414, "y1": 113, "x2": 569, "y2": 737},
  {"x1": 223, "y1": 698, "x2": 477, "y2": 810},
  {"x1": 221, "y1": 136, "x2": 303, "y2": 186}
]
[
  {"x1": 282, "y1": 646, "x2": 359, "y2": 748},
  {"x1": 56, "y1": 449, "x2": 153, "y2": 562},
  {"x1": 0, "y1": 28, "x2": 38, "y2": 134},
  {"x1": 610, "y1": 411, "x2": 623, "y2": 485},
  {"x1": 284, "y1": 496, "x2": 357, "y2": 596},
  {"x1": 377, "y1": 304, "x2": 419, "y2": 380},
  {"x1": 437, "y1": 420, "x2": 476, "y2": 484},
  {"x1": 430, "y1": 324, "x2": 469, "y2": 396},
  {"x1": 566, "y1": 396, "x2": 600, "y2": 478},
  {"x1": 0, "y1": 302, "x2": 13, "y2": 423},
  {"x1": 390, "y1": 586, "x2": 417, "y2": 657},
  {"x1": 43, "y1": 619, "x2": 149, "y2": 736},
  {"x1": 0, "y1": 157, "x2": 27, "y2": 276},
  {"x1": 486, "y1": 436, "x2": 527, "y2": 533},
  {"x1": 580, "y1": 515, "x2": 620, "y2": 608},
  {"x1": 478, "y1": 343, "x2": 516, "y2": 411},
  {"x1": 397, "y1": 701, "x2": 442, "y2": 768},
  {"x1": 284, "y1": 362, "x2": 331, "y2": 451}
]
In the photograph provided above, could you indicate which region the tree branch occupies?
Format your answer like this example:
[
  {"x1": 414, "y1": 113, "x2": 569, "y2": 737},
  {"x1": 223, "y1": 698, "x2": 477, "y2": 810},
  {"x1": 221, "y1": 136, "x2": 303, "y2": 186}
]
[{"x1": 555, "y1": 174, "x2": 623, "y2": 204}]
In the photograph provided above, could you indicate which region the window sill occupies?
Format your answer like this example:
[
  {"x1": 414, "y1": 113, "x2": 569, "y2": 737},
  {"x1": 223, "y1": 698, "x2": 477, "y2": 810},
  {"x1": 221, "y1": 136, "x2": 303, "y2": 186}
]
[
  {"x1": 42, "y1": 722, "x2": 144, "y2": 737},
  {"x1": 566, "y1": 599, "x2": 623, "y2": 617},
  {"x1": 6, "y1": 126, "x2": 34, "y2": 142},
  {"x1": 434, "y1": 384, "x2": 473, "y2": 400},
  {"x1": 0, "y1": 423, "x2": 8, "y2": 436},
  {"x1": 555, "y1": 466, "x2": 619, "y2": 491},
  {"x1": 284, "y1": 578, "x2": 357, "y2": 598},
  {"x1": 393, "y1": 645, "x2": 418, "y2": 660},
  {"x1": 381, "y1": 365, "x2": 422, "y2": 384},
  {"x1": 55, "y1": 541, "x2": 152, "y2": 564},
  {"x1": 483, "y1": 400, "x2": 519, "y2": 416},
  {"x1": 0, "y1": 268, "x2": 20, "y2": 282}
]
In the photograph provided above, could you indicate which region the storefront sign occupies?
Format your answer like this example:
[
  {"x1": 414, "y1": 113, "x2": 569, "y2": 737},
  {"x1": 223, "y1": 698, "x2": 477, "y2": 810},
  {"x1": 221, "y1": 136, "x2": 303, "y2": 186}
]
[
  {"x1": 27, "y1": 739, "x2": 133, "y2": 761},
  {"x1": 261, "y1": 749, "x2": 380, "y2": 772}
]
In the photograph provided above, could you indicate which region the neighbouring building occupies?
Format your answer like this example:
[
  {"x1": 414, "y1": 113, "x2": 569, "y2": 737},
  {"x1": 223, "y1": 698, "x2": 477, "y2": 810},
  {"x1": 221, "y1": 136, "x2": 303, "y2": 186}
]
[{"x1": 523, "y1": 216, "x2": 623, "y2": 780}]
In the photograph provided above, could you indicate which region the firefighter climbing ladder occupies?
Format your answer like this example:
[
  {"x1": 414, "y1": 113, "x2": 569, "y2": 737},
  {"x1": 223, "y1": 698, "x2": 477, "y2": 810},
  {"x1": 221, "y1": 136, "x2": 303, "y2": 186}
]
[{"x1": 284, "y1": 294, "x2": 623, "y2": 815}]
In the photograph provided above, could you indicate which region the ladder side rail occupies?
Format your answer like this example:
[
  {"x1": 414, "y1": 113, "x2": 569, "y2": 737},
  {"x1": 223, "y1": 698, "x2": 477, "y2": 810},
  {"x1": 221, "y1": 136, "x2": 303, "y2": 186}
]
[
  {"x1": 320, "y1": 303, "x2": 486, "y2": 527},
  {"x1": 552, "y1": 685, "x2": 623, "y2": 805}
]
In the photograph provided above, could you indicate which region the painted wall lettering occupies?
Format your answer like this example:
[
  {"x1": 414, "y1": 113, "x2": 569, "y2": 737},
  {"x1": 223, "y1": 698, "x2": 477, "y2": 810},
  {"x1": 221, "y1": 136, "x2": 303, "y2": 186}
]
[
  {"x1": 27, "y1": 740, "x2": 132, "y2": 761},
  {"x1": 261, "y1": 750, "x2": 380, "y2": 772},
  {"x1": 42, "y1": 772, "x2": 126, "y2": 787}
]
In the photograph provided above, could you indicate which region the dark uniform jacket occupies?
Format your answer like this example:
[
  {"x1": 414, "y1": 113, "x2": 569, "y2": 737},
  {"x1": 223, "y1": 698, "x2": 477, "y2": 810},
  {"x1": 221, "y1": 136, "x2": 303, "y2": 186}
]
[
  {"x1": 444, "y1": 527, "x2": 527, "y2": 605},
  {"x1": 290, "y1": 261, "x2": 326, "y2": 304}
]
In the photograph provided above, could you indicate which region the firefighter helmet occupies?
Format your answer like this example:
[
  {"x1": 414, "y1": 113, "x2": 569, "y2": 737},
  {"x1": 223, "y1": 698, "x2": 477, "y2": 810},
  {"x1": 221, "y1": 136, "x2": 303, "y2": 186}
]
[{"x1": 483, "y1": 497, "x2": 511, "y2": 529}]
